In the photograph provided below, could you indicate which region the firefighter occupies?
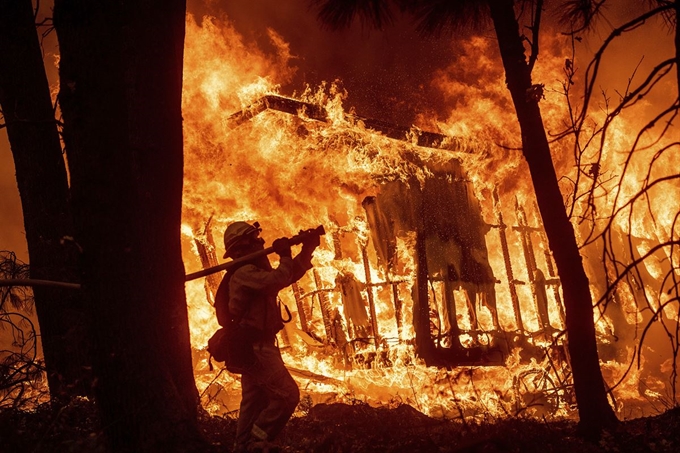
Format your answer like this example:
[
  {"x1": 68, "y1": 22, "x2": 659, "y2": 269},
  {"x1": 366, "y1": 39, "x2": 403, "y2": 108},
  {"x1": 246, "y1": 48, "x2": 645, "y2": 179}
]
[{"x1": 214, "y1": 221, "x2": 320, "y2": 453}]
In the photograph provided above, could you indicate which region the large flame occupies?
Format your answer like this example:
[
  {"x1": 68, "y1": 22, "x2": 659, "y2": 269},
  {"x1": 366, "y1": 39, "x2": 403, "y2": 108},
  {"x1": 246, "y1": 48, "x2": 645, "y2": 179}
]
[{"x1": 181, "y1": 13, "x2": 679, "y2": 420}]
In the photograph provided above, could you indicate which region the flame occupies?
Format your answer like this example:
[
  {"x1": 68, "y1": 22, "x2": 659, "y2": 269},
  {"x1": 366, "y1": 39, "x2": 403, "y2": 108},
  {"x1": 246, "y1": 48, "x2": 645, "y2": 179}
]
[{"x1": 181, "y1": 13, "x2": 679, "y2": 421}]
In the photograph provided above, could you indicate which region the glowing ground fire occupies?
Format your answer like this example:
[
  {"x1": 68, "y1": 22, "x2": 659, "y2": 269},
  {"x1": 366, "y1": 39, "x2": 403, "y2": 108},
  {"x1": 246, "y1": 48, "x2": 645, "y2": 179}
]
[{"x1": 180, "y1": 15, "x2": 679, "y2": 421}]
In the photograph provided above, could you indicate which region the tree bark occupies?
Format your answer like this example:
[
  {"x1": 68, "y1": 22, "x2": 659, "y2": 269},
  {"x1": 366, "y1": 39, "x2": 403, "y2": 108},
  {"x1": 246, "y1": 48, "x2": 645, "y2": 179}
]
[
  {"x1": 675, "y1": 0, "x2": 680, "y2": 97},
  {"x1": 488, "y1": 0, "x2": 618, "y2": 436},
  {"x1": 53, "y1": 1, "x2": 204, "y2": 450},
  {"x1": 0, "y1": 0, "x2": 92, "y2": 403}
]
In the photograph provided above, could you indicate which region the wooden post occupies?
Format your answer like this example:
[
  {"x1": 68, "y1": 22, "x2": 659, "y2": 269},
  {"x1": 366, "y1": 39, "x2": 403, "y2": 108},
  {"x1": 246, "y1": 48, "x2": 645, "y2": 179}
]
[
  {"x1": 493, "y1": 189, "x2": 523, "y2": 331},
  {"x1": 361, "y1": 246, "x2": 381, "y2": 349},
  {"x1": 515, "y1": 200, "x2": 551, "y2": 332},
  {"x1": 313, "y1": 269, "x2": 335, "y2": 345}
]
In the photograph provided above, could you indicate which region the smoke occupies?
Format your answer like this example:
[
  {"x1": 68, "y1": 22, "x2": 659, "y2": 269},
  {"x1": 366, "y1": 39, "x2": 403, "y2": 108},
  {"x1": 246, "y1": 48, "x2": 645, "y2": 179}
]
[
  {"x1": 187, "y1": 0, "x2": 461, "y2": 127},
  {"x1": 187, "y1": 0, "x2": 676, "y2": 134}
]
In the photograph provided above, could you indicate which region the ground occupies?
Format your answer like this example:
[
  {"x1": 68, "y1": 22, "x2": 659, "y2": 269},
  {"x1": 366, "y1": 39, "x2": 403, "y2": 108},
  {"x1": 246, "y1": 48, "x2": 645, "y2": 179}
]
[{"x1": 1, "y1": 399, "x2": 679, "y2": 452}]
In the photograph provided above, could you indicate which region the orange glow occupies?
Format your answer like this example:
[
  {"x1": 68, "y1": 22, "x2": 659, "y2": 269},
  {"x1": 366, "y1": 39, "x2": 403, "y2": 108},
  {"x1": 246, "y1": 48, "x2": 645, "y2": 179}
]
[{"x1": 181, "y1": 14, "x2": 679, "y2": 421}]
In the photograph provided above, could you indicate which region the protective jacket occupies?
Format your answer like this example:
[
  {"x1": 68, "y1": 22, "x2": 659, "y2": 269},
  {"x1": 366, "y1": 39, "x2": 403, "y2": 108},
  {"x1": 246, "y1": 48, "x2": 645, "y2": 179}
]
[{"x1": 215, "y1": 254, "x2": 311, "y2": 341}]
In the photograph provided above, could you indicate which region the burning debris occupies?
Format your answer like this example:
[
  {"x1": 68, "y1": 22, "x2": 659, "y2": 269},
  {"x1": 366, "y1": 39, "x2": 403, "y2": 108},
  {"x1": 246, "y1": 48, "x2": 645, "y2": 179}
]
[
  {"x1": 184, "y1": 93, "x2": 580, "y2": 420},
  {"x1": 180, "y1": 15, "x2": 678, "y2": 423}
]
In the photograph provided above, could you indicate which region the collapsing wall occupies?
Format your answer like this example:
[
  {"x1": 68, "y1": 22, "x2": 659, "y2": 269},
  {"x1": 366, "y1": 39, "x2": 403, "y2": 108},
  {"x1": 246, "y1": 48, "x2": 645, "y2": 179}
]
[{"x1": 363, "y1": 158, "x2": 498, "y2": 366}]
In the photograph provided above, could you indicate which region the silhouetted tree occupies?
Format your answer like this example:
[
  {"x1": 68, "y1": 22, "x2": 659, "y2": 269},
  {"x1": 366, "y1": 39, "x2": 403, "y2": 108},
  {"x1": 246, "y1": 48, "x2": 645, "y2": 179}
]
[
  {"x1": 559, "y1": 0, "x2": 680, "y2": 408},
  {"x1": 53, "y1": 0, "x2": 205, "y2": 450},
  {"x1": 0, "y1": 0, "x2": 92, "y2": 404}
]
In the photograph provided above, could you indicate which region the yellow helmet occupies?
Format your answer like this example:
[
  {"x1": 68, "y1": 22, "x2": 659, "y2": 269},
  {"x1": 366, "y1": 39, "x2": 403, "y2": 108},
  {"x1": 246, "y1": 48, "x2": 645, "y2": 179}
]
[{"x1": 223, "y1": 221, "x2": 261, "y2": 258}]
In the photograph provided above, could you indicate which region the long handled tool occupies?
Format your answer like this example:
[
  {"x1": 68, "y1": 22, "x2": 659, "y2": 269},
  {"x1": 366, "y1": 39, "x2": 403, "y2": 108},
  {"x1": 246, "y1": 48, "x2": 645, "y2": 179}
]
[
  {"x1": 0, "y1": 225, "x2": 326, "y2": 288},
  {"x1": 184, "y1": 224, "x2": 325, "y2": 281}
]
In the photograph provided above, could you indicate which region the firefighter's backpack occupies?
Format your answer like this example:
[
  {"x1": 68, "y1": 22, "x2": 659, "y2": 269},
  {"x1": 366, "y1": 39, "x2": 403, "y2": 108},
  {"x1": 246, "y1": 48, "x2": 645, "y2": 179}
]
[{"x1": 207, "y1": 272, "x2": 257, "y2": 374}]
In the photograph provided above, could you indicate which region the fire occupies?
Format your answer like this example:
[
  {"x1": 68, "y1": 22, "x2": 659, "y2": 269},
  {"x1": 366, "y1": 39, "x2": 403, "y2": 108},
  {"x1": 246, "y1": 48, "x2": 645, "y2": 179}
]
[{"x1": 181, "y1": 13, "x2": 679, "y2": 421}]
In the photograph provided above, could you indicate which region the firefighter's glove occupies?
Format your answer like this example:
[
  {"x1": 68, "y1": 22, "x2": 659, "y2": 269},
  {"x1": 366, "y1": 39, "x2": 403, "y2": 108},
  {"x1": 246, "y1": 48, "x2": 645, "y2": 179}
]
[
  {"x1": 272, "y1": 237, "x2": 292, "y2": 258},
  {"x1": 300, "y1": 230, "x2": 321, "y2": 255}
]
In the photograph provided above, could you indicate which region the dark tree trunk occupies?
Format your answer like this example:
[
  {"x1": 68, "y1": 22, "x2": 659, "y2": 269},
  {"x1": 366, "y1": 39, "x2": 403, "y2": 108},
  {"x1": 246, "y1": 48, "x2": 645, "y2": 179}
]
[
  {"x1": 53, "y1": 1, "x2": 204, "y2": 450},
  {"x1": 488, "y1": 0, "x2": 618, "y2": 436},
  {"x1": 675, "y1": 1, "x2": 680, "y2": 96},
  {"x1": 0, "y1": 0, "x2": 92, "y2": 403},
  {"x1": 413, "y1": 230, "x2": 436, "y2": 362}
]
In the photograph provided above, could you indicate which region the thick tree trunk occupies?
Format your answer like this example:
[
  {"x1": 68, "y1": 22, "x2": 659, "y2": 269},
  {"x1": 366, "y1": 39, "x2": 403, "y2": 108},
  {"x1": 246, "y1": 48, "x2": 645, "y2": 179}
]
[
  {"x1": 0, "y1": 0, "x2": 92, "y2": 403},
  {"x1": 488, "y1": 0, "x2": 618, "y2": 436},
  {"x1": 54, "y1": 1, "x2": 204, "y2": 451}
]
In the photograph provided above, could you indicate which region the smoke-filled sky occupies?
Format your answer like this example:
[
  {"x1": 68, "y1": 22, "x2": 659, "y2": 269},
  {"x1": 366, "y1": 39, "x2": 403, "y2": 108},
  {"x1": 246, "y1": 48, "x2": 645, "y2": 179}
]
[
  {"x1": 189, "y1": 0, "x2": 467, "y2": 126},
  {"x1": 0, "y1": 0, "x2": 674, "y2": 261},
  {"x1": 189, "y1": 0, "x2": 669, "y2": 124}
]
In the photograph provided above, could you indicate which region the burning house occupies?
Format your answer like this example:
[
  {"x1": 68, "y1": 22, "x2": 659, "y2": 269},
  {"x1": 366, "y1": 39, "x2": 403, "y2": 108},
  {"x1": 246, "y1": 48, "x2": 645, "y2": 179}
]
[
  {"x1": 182, "y1": 92, "x2": 575, "y2": 418},
  {"x1": 179, "y1": 15, "x2": 678, "y2": 421},
  {"x1": 210, "y1": 95, "x2": 565, "y2": 368}
]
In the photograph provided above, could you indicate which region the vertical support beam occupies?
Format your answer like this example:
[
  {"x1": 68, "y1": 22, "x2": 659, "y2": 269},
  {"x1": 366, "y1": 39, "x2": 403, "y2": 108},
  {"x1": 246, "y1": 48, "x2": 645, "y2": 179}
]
[
  {"x1": 515, "y1": 199, "x2": 538, "y2": 273},
  {"x1": 390, "y1": 279, "x2": 402, "y2": 339},
  {"x1": 443, "y1": 274, "x2": 464, "y2": 349},
  {"x1": 493, "y1": 190, "x2": 523, "y2": 331},
  {"x1": 533, "y1": 269, "x2": 552, "y2": 331},
  {"x1": 313, "y1": 269, "x2": 335, "y2": 345},
  {"x1": 413, "y1": 231, "x2": 436, "y2": 363},
  {"x1": 534, "y1": 202, "x2": 565, "y2": 325},
  {"x1": 291, "y1": 282, "x2": 308, "y2": 332},
  {"x1": 331, "y1": 230, "x2": 343, "y2": 260},
  {"x1": 515, "y1": 200, "x2": 550, "y2": 331},
  {"x1": 361, "y1": 246, "x2": 381, "y2": 349}
]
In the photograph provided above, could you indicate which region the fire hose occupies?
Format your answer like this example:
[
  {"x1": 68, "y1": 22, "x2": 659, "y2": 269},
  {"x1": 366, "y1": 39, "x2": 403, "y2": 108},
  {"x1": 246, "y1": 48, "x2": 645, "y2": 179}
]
[{"x1": 0, "y1": 225, "x2": 326, "y2": 289}]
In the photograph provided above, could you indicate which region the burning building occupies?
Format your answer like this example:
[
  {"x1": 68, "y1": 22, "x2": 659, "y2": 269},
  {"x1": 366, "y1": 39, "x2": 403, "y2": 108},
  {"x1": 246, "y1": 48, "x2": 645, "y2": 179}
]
[
  {"x1": 181, "y1": 91, "x2": 578, "y2": 419},
  {"x1": 180, "y1": 14, "x2": 679, "y2": 421}
]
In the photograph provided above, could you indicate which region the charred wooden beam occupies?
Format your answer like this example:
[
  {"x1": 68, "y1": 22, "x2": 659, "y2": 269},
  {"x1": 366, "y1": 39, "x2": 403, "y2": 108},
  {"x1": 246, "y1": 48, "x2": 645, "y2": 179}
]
[
  {"x1": 361, "y1": 246, "x2": 381, "y2": 349},
  {"x1": 389, "y1": 277, "x2": 403, "y2": 339},
  {"x1": 492, "y1": 189, "x2": 523, "y2": 331},
  {"x1": 533, "y1": 269, "x2": 552, "y2": 332},
  {"x1": 533, "y1": 202, "x2": 565, "y2": 325},
  {"x1": 313, "y1": 268, "x2": 335, "y2": 345},
  {"x1": 291, "y1": 282, "x2": 309, "y2": 332},
  {"x1": 331, "y1": 230, "x2": 343, "y2": 260},
  {"x1": 226, "y1": 94, "x2": 475, "y2": 152},
  {"x1": 514, "y1": 201, "x2": 551, "y2": 332},
  {"x1": 413, "y1": 231, "x2": 436, "y2": 363}
]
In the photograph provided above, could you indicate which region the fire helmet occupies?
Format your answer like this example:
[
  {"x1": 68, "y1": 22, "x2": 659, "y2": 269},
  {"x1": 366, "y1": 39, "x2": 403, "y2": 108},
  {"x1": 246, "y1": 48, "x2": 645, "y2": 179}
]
[{"x1": 223, "y1": 221, "x2": 261, "y2": 258}]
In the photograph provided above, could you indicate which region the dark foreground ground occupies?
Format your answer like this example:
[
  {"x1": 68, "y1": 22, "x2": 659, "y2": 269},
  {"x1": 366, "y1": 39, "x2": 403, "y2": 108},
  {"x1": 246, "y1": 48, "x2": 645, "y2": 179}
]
[{"x1": 1, "y1": 399, "x2": 679, "y2": 452}]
